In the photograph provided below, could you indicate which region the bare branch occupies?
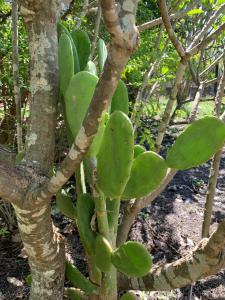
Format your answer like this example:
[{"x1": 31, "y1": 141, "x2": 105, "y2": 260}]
[
  {"x1": 138, "y1": 7, "x2": 192, "y2": 32},
  {"x1": 200, "y1": 51, "x2": 224, "y2": 78},
  {"x1": 188, "y1": 3, "x2": 225, "y2": 51},
  {"x1": 189, "y1": 23, "x2": 225, "y2": 57},
  {"x1": 119, "y1": 219, "x2": 225, "y2": 291},
  {"x1": 158, "y1": 0, "x2": 186, "y2": 59}
]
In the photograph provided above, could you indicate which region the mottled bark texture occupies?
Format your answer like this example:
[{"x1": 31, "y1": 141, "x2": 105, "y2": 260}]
[
  {"x1": 16, "y1": 1, "x2": 65, "y2": 299},
  {"x1": 119, "y1": 219, "x2": 225, "y2": 291},
  {"x1": 12, "y1": 0, "x2": 23, "y2": 152}
]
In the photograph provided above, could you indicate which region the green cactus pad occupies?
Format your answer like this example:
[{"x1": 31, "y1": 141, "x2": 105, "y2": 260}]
[
  {"x1": 97, "y1": 111, "x2": 134, "y2": 198},
  {"x1": 67, "y1": 288, "x2": 84, "y2": 300},
  {"x1": 110, "y1": 80, "x2": 129, "y2": 115},
  {"x1": 57, "y1": 21, "x2": 70, "y2": 39},
  {"x1": 120, "y1": 292, "x2": 138, "y2": 300},
  {"x1": 56, "y1": 189, "x2": 76, "y2": 219},
  {"x1": 71, "y1": 30, "x2": 91, "y2": 70},
  {"x1": 65, "y1": 71, "x2": 98, "y2": 139},
  {"x1": 77, "y1": 194, "x2": 96, "y2": 254},
  {"x1": 166, "y1": 116, "x2": 225, "y2": 170},
  {"x1": 134, "y1": 145, "x2": 145, "y2": 158},
  {"x1": 95, "y1": 235, "x2": 112, "y2": 272},
  {"x1": 122, "y1": 151, "x2": 167, "y2": 200},
  {"x1": 111, "y1": 241, "x2": 152, "y2": 277},
  {"x1": 85, "y1": 61, "x2": 97, "y2": 76},
  {"x1": 58, "y1": 33, "x2": 74, "y2": 96},
  {"x1": 68, "y1": 35, "x2": 80, "y2": 74},
  {"x1": 88, "y1": 112, "x2": 109, "y2": 158},
  {"x1": 98, "y1": 38, "x2": 107, "y2": 72},
  {"x1": 66, "y1": 261, "x2": 98, "y2": 294}
]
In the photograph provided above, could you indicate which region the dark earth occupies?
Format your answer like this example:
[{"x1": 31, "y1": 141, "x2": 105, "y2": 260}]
[{"x1": 1, "y1": 119, "x2": 225, "y2": 300}]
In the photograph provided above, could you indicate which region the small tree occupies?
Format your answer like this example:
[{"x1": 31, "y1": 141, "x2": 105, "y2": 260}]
[{"x1": 1, "y1": 1, "x2": 225, "y2": 300}]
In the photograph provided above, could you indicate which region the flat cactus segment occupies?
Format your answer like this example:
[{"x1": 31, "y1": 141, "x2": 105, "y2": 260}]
[
  {"x1": 56, "y1": 189, "x2": 76, "y2": 219},
  {"x1": 88, "y1": 112, "x2": 109, "y2": 158},
  {"x1": 120, "y1": 292, "x2": 138, "y2": 300},
  {"x1": 111, "y1": 241, "x2": 152, "y2": 277},
  {"x1": 111, "y1": 80, "x2": 129, "y2": 115},
  {"x1": 134, "y1": 144, "x2": 145, "y2": 158},
  {"x1": 77, "y1": 194, "x2": 96, "y2": 254},
  {"x1": 65, "y1": 71, "x2": 98, "y2": 139},
  {"x1": 65, "y1": 261, "x2": 98, "y2": 294},
  {"x1": 57, "y1": 21, "x2": 70, "y2": 39},
  {"x1": 95, "y1": 235, "x2": 112, "y2": 272},
  {"x1": 97, "y1": 111, "x2": 134, "y2": 198},
  {"x1": 67, "y1": 289, "x2": 84, "y2": 300},
  {"x1": 68, "y1": 35, "x2": 80, "y2": 74},
  {"x1": 71, "y1": 30, "x2": 91, "y2": 70},
  {"x1": 122, "y1": 151, "x2": 167, "y2": 200},
  {"x1": 98, "y1": 38, "x2": 107, "y2": 72},
  {"x1": 166, "y1": 116, "x2": 225, "y2": 170},
  {"x1": 58, "y1": 33, "x2": 74, "y2": 96},
  {"x1": 85, "y1": 61, "x2": 97, "y2": 76}
]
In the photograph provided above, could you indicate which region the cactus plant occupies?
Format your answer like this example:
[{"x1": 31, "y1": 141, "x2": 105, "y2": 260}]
[
  {"x1": 166, "y1": 116, "x2": 225, "y2": 170},
  {"x1": 71, "y1": 30, "x2": 91, "y2": 70},
  {"x1": 95, "y1": 235, "x2": 112, "y2": 272},
  {"x1": 65, "y1": 261, "x2": 98, "y2": 294},
  {"x1": 111, "y1": 241, "x2": 152, "y2": 277},
  {"x1": 122, "y1": 151, "x2": 167, "y2": 200},
  {"x1": 134, "y1": 144, "x2": 145, "y2": 158},
  {"x1": 56, "y1": 189, "x2": 76, "y2": 219},
  {"x1": 110, "y1": 80, "x2": 129, "y2": 115},
  {"x1": 98, "y1": 38, "x2": 107, "y2": 72},
  {"x1": 97, "y1": 111, "x2": 134, "y2": 198},
  {"x1": 120, "y1": 292, "x2": 138, "y2": 300},
  {"x1": 65, "y1": 71, "x2": 98, "y2": 139},
  {"x1": 58, "y1": 33, "x2": 74, "y2": 96},
  {"x1": 76, "y1": 194, "x2": 96, "y2": 254},
  {"x1": 85, "y1": 60, "x2": 97, "y2": 76}
]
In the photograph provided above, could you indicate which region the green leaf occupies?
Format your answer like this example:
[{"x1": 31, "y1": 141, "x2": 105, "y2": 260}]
[
  {"x1": 166, "y1": 116, "x2": 225, "y2": 170},
  {"x1": 187, "y1": 8, "x2": 204, "y2": 16},
  {"x1": 65, "y1": 71, "x2": 98, "y2": 139},
  {"x1": 97, "y1": 111, "x2": 134, "y2": 198},
  {"x1": 134, "y1": 145, "x2": 145, "y2": 158},
  {"x1": 98, "y1": 38, "x2": 107, "y2": 72},
  {"x1": 85, "y1": 61, "x2": 97, "y2": 76},
  {"x1": 76, "y1": 194, "x2": 96, "y2": 254},
  {"x1": 95, "y1": 235, "x2": 112, "y2": 272},
  {"x1": 56, "y1": 190, "x2": 76, "y2": 219},
  {"x1": 110, "y1": 80, "x2": 129, "y2": 115},
  {"x1": 122, "y1": 152, "x2": 167, "y2": 200},
  {"x1": 120, "y1": 292, "x2": 138, "y2": 300},
  {"x1": 65, "y1": 261, "x2": 98, "y2": 294},
  {"x1": 58, "y1": 33, "x2": 74, "y2": 96},
  {"x1": 71, "y1": 30, "x2": 91, "y2": 70},
  {"x1": 111, "y1": 241, "x2": 152, "y2": 277}
]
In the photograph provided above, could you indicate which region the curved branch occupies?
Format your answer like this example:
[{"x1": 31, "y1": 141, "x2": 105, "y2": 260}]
[
  {"x1": 119, "y1": 218, "x2": 225, "y2": 291},
  {"x1": 158, "y1": 0, "x2": 186, "y2": 59}
]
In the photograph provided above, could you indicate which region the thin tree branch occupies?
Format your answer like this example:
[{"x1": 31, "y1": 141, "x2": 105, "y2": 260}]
[
  {"x1": 158, "y1": 0, "x2": 186, "y2": 59},
  {"x1": 118, "y1": 218, "x2": 225, "y2": 291}
]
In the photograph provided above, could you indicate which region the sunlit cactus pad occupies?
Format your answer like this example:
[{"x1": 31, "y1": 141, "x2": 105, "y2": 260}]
[
  {"x1": 95, "y1": 235, "x2": 112, "y2": 272},
  {"x1": 65, "y1": 71, "x2": 98, "y2": 139},
  {"x1": 166, "y1": 116, "x2": 225, "y2": 170},
  {"x1": 97, "y1": 111, "x2": 134, "y2": 198},
  {"x1": 111, "y1": 241, "x2": 152, "y2": 277},
  {"x1": 122, "y1": 151, "x2": 167, "y2": 200}
]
